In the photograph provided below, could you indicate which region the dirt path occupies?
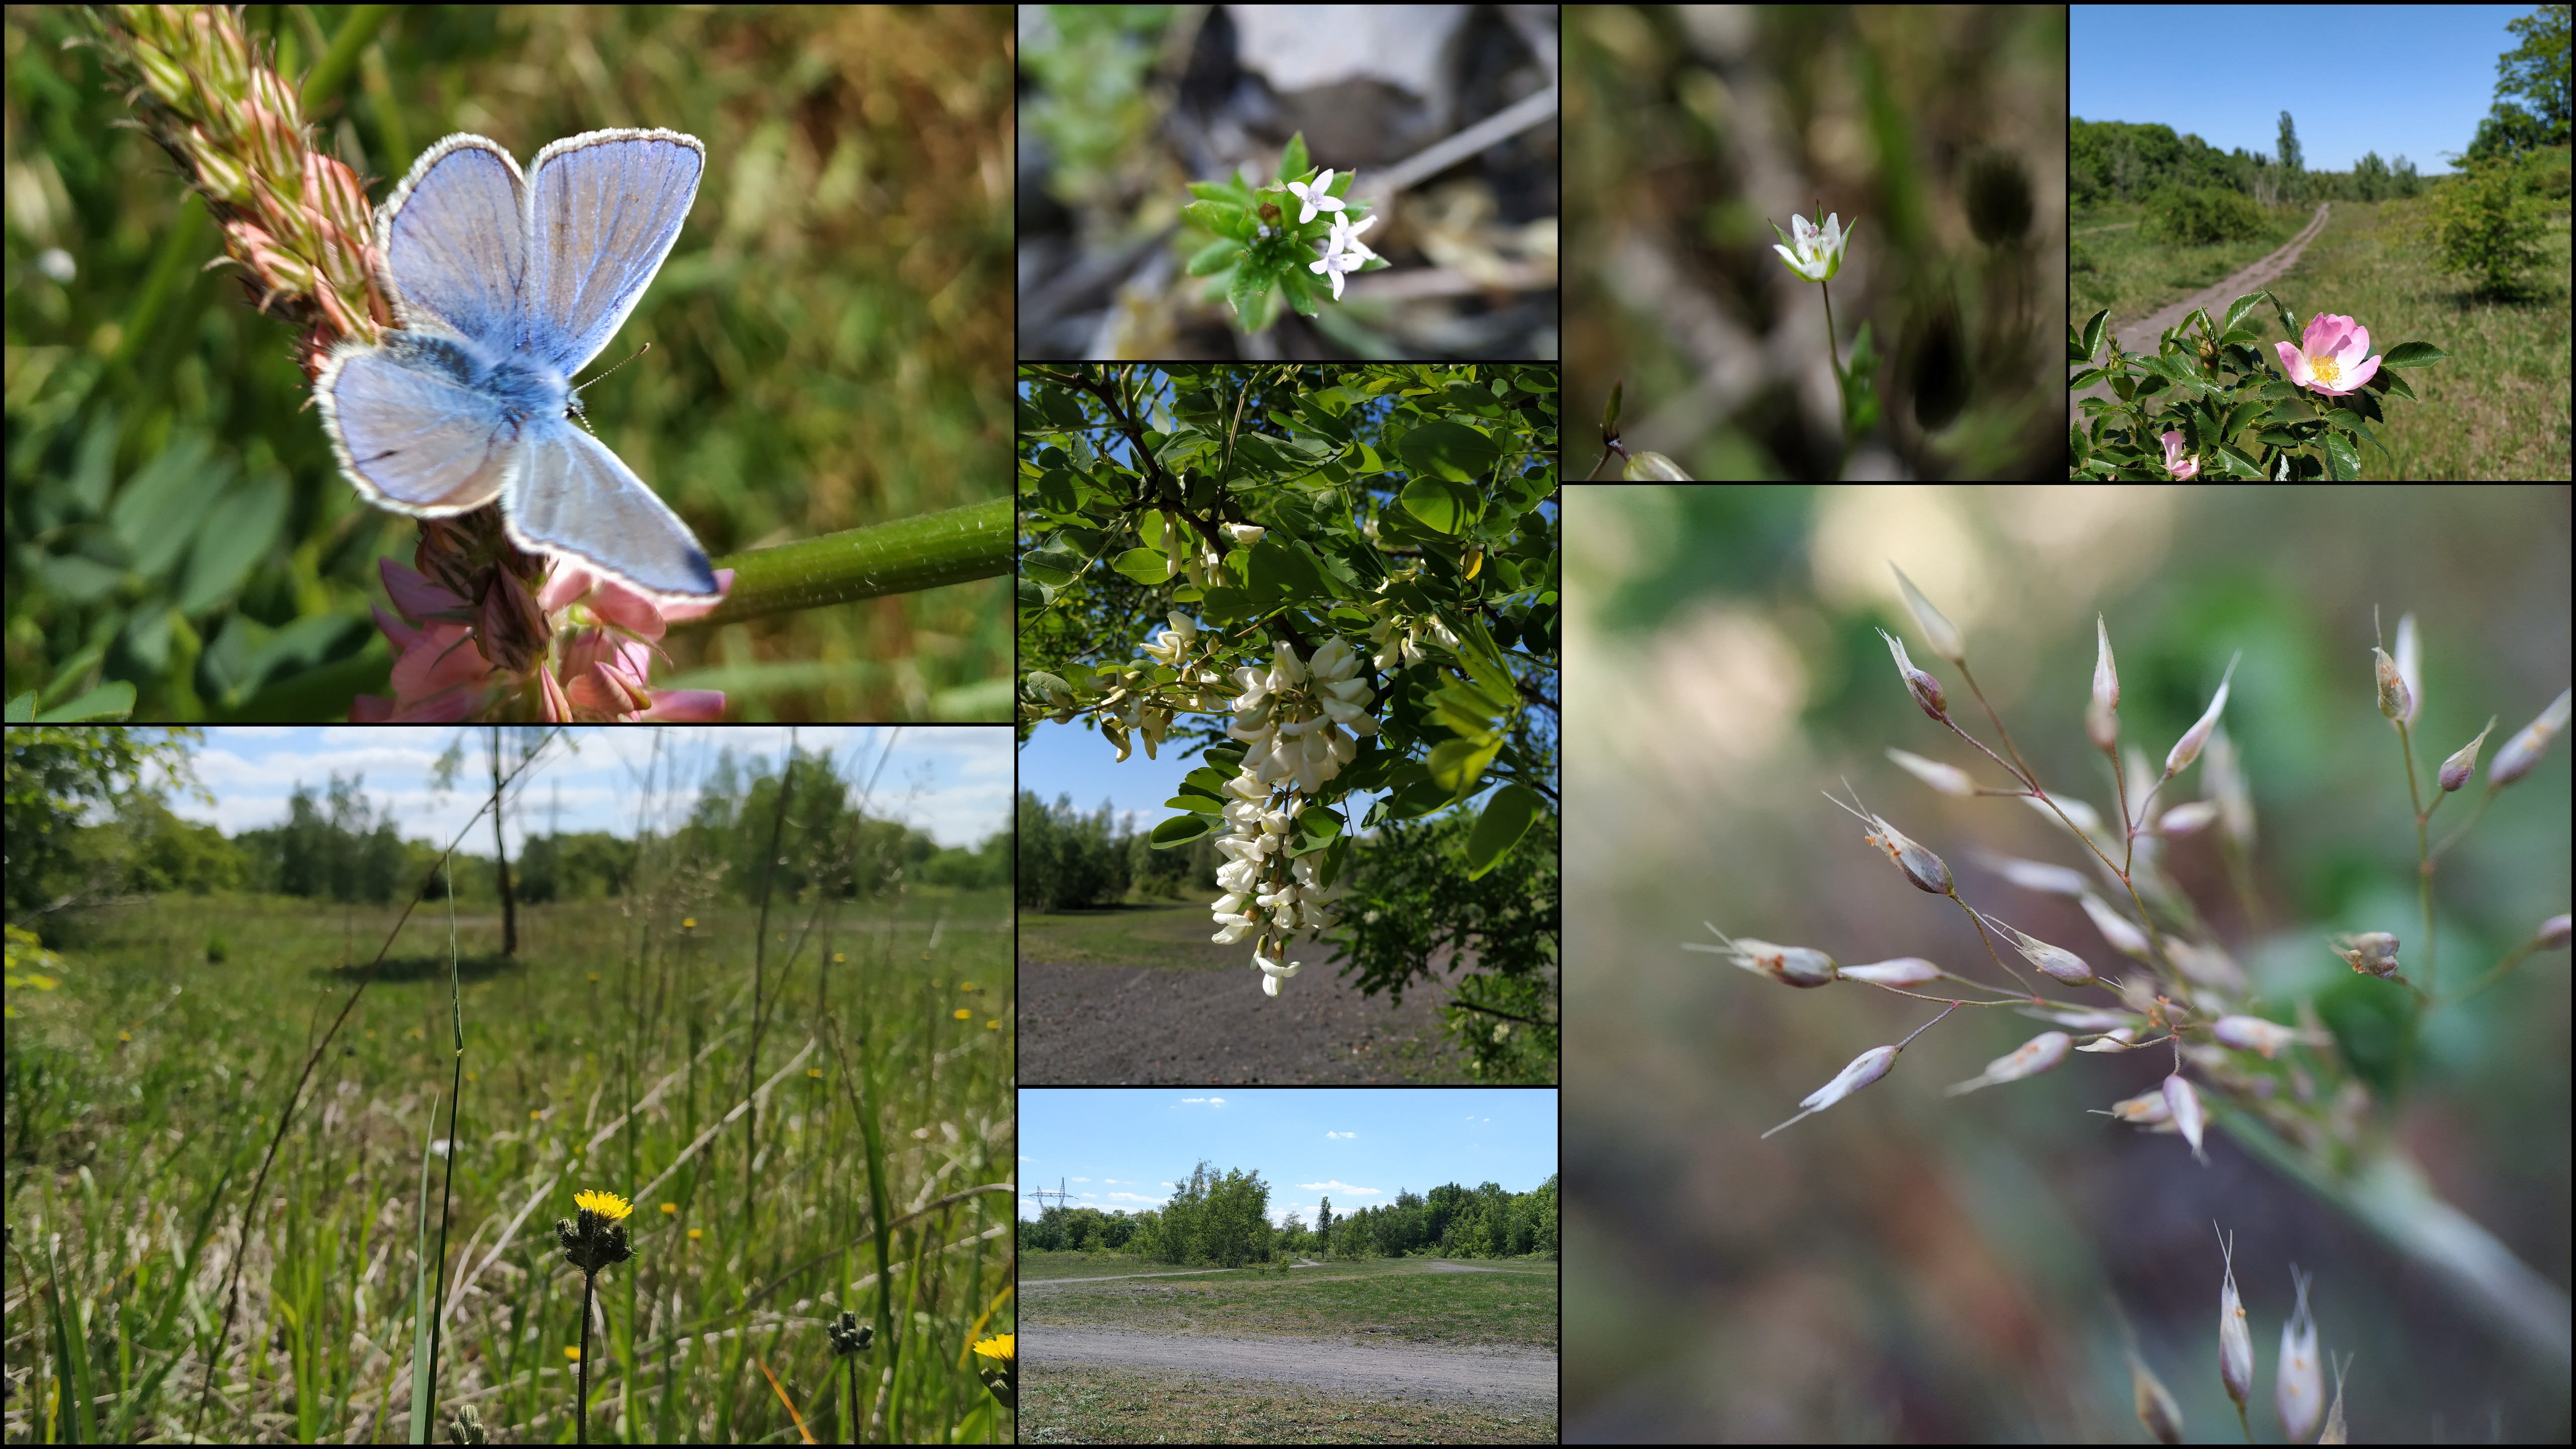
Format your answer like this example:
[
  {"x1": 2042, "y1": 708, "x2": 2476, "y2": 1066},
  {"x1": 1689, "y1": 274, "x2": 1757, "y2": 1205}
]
[
  {"x1": 1018, "y1": 951, "x2": 1471, "y2": 1083},
  {"x1": 2071, "y1": 202, "x2": 2330, "y2": 431},
  {"x1": 1022, "y1": 1325, "x2": 1559, "y2": 1408}
]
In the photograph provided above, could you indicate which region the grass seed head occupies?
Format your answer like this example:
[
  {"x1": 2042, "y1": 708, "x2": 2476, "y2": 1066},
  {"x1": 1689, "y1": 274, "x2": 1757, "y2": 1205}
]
[
  {"x1": 2215, "y1": 1224, "x2": 2253, "y2": 1408},
  {"x1": 2166, "y1": 1075, "x2": 2209, "y2": 1164},
  {"x1": 2097, "y1": 1088, "x2": 2172, "y2": 1123},
  {"x1": 2164, "y1": 653, "x2": 2240, "y2": 778},
  {"x1": 2486, "y1": 686, "x2": 2569, "y2": 788},
  {"x1": 2540, "y1": 913, "x2": 2571, "y2": 950},
  {"x1": 1685, "y1": 922, "x2": 1837, "y2": 988},
  {"x1": 2318, "y1": 1350, "x2": 2354, "y2": 1444},
  {"x1": 1981, "y1": 852, "x2": 2093, "y2": 898},
  {"x1": 1985, "y1": 912, "x2": 2099, "y2": 987},
  {"x1": 2393, "y1": 612, "x2": 2422, "y2": 726},
  {"x1": 2213, "y1": 1014, "x2": 2312, "y2": 1059},
  {"x1": 2130, "y1": 1344, "x2": 2186, "y2": 1445},
  {"x1": 1764, "y1": 1044, "x2": 1899, "y2": 1139},
  {"x1": 1838, "y1": 956, "x2": 1943, "y2": 987},
  {"x1": 1944, "y1": 1030, "x2": 2071, "y2": 1095},
  {"x1": 2328, "y1": 931, "x2": 2402, "y2": 981},
  {"x1": 1890, "y1": 563, "x2": 1966, "y2": 665},
  {"x1": 1827, "y1": 786, "x2": 1952, "y2": 895},
  {"x1": 2276, "y1": 1266, "x2": 2323, "y2": 1443},
  {"x1": 2438, "y1": 717, "x2": 2497, "y2": 792},
  {"x1": 2156, "y1": 800, "x2": 2220, "y2": 836},
  {"x1": 2372, "y1": 645, "x2": 2411, "y2": 721},
  {"x1": 1886, "y1": 747, "x2": 1976, "y2": 797},
  {"x1": 2079, "y1": 894, "x2": 2153, "y2": 960},
  {"x1": 2089, "y1": 613, "x2": 2121, "y2": 750},
  {"x1": 1878, "y1": 628, "x2": 1950, "y2": 720}
]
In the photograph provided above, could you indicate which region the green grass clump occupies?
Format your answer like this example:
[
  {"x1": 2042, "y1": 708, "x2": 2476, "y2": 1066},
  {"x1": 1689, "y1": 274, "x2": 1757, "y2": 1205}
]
[
  {"x1": 4, "y1": 890, "x2": 1014, "y2": 1443},
  {"x1": 1023, "y1": 1256, "x2": 1560, "y2": 1348},
  {"x1": 1021, "y1": 1364, "x2": 1557, "y2": 1445}
]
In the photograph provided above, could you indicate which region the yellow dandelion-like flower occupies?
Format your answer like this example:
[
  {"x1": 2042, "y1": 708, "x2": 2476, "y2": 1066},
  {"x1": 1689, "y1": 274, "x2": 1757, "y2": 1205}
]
[
  {"x1": 682, "y1": 917, "x2": 696, "y2": 929},
  {"x1": 953, "y1": 1008, "x2": 972, "y2": 1020},
  {"x1": 833, "y1": 952, "x2": 846, "y2": 963},
  {"x1": 119, "y1": 1031, "x2": 132, "y2": 1041},
  {"x1": 574, "y1": 1188, "x2": 633, "y2": 1222},
  {"x1": 986, "y1": 1019, "x2": 1000, "y2": 1030},
  {"x1": 565, "y1": 1345, "x2": 582, "y2": 1361},
  {"x1": 972, "y1": 1333, "x2": 1014, "y2": 1363},
  {"x1": 807, "y1": 1068, "x2": 824, "y2": 1078},
  {"x1": 661, "y1": 1202, "x2": 679, "y2": 1216},
  {"x1": 587, "y1": 972, "x2": 599, "y2": 982},
  {"x1": 531, "y1": 1109, "x2": 543, "y2": 1121},
  {"x1": 960, "y1": 981, "x2": 980, "y2": 993},
  {"x1": 687, "y1": 1228, "x2": 703, "y2": 1241}
]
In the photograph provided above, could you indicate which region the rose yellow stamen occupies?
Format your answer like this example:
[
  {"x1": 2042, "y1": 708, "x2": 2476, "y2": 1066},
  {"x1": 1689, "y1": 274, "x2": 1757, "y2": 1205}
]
[{"x1": 2308, "y1": 353, "x2": 2341, "y2": 384}]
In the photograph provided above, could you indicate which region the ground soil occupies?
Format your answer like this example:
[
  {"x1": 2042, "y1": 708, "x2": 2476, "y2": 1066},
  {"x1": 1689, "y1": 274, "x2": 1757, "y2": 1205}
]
[
  {"x1": 1021, "y1": 1325, "x2": 1559, "y2": 1410},
  {"x1": 1018, "y1": 926, "x2": 1472, "y2": 1084},
  {"x1": 2072, "y1": 201, "x2": 2331, "y2": 430}
]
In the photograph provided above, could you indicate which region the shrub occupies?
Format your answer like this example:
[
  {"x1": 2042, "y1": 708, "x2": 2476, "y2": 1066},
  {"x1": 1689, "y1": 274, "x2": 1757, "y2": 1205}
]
[
  {"x1": 2417, "y1": 156, "x2": 2554, "y2": 293},
  {"x1": 2142, "y1": 184, "x2": 2270, "y2": 245}
]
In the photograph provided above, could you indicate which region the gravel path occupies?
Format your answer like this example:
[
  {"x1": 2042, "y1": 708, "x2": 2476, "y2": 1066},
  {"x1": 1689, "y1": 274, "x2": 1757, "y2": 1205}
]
[
  {"x1": 1022, "y1": 1325, "x2": 1559, "y2": 1408},
  {"x1": 2072, "y1": 202, "x2": 2330, "y2": 431},
  {"x1": 1018, "y1": 952, "x2": 1469, "y2": 1084}
]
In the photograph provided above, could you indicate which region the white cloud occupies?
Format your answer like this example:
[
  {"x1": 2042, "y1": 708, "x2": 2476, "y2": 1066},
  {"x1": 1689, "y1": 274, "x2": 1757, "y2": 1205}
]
[
  {"x1": 1019, "y1": 1155, "x2": 1033, "y2": 1161},
  {"x1": 1071, "y1": 1177, "x2": 1090, "y2": 1183},
  {"x1": 1105, "y1": 1191, "x2": 1166, "y2": 1204},
  {"x1": 1298, "y1": 1179, "x2": 1381, "y2": 1195},
  {"x1": 1178, "y1": 1096, "x2": 1226, "y2": 1106},
  {"x1": 1180, "y1": 1097, "x2": 1209, "y2": 1103},
  {"x1": 1325, "y1": 1130, "x2": 1357, "y2": 1139}
]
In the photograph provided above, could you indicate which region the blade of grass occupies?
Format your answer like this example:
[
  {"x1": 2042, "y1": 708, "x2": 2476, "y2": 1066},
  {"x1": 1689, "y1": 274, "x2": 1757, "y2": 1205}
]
[
  {"x1": 757, "y1": 1356, "x2": 818, "y2": 1444},
  {"x1": 42, "y1": 1233, "x2": 94, "y2": 1443},
  {"x1": 407, "y1": 1090, "x2": 441, "y2": 1444}
]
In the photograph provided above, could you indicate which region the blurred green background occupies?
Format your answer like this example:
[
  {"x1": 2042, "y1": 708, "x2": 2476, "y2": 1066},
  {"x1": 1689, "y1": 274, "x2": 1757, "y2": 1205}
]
[
  {"x1": 5, "y1": 6, "x2": 1012, "y2": 721},
  {"x1": 1567, "y1": 5, "x2": 2067, "y2": 480},
  {"x1": 1564, "y1": 487, "x2": 2569, "y2": 1438}
]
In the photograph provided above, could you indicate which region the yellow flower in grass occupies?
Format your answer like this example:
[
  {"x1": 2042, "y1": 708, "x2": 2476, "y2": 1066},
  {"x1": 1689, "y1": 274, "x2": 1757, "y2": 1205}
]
[
  {"x1": 953, "y1": 1008, "x2": 972, "y2": 1020},
  {"x1": 574, "y1": 1188, "x2": 633, "y2": 1222},
  {"x1": 682, "y1": 917, "x2": 696, "y2": 930},
  {"x1": 972, "y1": 1333, "x2": 1013, "y2": 1362},
  {"x1": 688, "y1": 1228, "x2": 703, "y2": 1241},
  {"x1": 973, "y1": 1333, "x2": 1015, "y2": 1410},
  {"x1": 564, "y1": 1345, "x2": 583, "y2": 1361},
  {"x1": 986, "y1": 1019, "x2": 1000, "y2": 1030},
  {"x1": 661, "y1": 1202, "x2": 679, "y2": 1216}
]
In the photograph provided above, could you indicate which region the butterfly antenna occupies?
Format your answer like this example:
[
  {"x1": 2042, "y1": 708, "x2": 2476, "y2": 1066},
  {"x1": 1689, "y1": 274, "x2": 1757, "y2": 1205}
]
[{"x1": 568, "y1": 342, "x2": 653, "y2": 437}]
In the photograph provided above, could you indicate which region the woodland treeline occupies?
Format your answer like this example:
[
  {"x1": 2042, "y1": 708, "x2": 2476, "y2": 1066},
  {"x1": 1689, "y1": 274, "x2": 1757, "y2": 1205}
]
[
  {"x1": 1020, "y1": 1160, "x2": 1560, "y2": 1264},
  {"x1": 2072, "y1": 116, "x2": 2426, "y2": 209}
]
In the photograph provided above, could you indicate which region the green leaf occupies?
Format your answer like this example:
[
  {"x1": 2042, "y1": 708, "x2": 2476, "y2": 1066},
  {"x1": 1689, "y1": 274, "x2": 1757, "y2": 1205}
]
[
  {"x1": 1396, "y1": 419, "x2": 1500, "y2": 485},
  {"x1": 2220, "y1": 290, "x2": 2267, "y2": 341},
  {"x1": 1464, "y1": 783, "x2": 1545, "y2": 879},
  {"x1": 1112, "y1": 547, "x2": 1172, "y2": 585},
  {"x1": 1181, "y1": 767, "x2": 1233, "y2": 798},
  {"x1": 27, "y1": 681, "x2": 135, "y2": 722},
  {"x1": 1603, "y1": 380, "x2": 1623, "y2": 429},
  {"x1": 1386, "y1": 776, "x2": 1455, "y2": 820},
  {"x1": 1150, "y1": 813, "x2": 1216, "y2": 849},
  {"x1": 1184, "y1": 199, "x2": 1250, "y2": 242},
  {"x1": 1247, "y1": 538, "x2": 1326, "y2": 600},
  {"x1": 2322, "y1": 427, "x2": 2361, "y2": 480},
  {"x1": 1399, "y1": 476, "x2": 1473, "y2": 533},
  {"x1": 1279, "y1": 131, "x2": 1310, "y2": 184},
  {"x1": 1279, "y1": 259, "x2": 1321, "y2": 316},
  {"x1": 2371, "y1": 368, "x2": 2419, "y2": 403},
  {"x1": 1426, "y1": 736, "x2": 1501, "y2": 801},
  {"x1": 2381, "y1": 340, "x2": 2447, "y2": 368},
  {"x1": 1188, "y1": 238, "x2": 1243, "y2": 276},
  {"x1": 1229, "y1": 261, "x2": 1271, "y2": 323},
  {"x1": 1165, "y1": 794, "x2": 1225, "y2": 814},
  {"x1": 1196, "y1": 584, "x2": 1255, "y2": 622},
  {"x1": 2080, "y1": 308, "x2": 2110, "y2": 362}
]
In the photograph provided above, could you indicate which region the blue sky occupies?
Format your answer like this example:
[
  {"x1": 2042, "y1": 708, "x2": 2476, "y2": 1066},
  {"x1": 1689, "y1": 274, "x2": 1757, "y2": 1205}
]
[
  {"x1": 1017, "y1": 1087, "x2": 1558, "y2": 1227},
  {"x1": 1019, "y1": 716, "x2": 1394, "y2": 840},
  {"x1": 152, "y1": 727, "x2": 1010, "y2": 849},
  {"x1": 2073, "y1": 4, "x2": 2547, "y2": 176}
]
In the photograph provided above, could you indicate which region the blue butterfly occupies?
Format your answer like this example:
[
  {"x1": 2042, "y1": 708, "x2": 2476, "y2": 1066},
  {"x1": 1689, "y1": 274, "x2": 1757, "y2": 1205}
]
[{"x1": 315, "y1": 129, "x2": 715, "y2": 600}]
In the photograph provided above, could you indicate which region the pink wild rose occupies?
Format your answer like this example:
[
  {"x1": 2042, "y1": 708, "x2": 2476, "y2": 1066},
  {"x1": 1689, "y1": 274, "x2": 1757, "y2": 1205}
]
[
  {"x1": 2274, "y1": 312, "x2": 2382, "y2": 396},
  {"x1": 2159, "y1": 430, "x2": 2201, "y2": 479}
]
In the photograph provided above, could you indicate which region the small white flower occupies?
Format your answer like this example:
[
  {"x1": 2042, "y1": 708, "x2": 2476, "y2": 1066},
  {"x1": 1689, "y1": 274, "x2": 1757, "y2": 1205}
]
[
  {"x1": 1225, "y1": 523, "x2": 1265, "y2": 546},
  {"x1": 1324, "y1": 212, "x2": 1378, "y2": 264},
  {"x1": 1309, "y1": 246, "x2": 1365, "y2": 301},
  {"x1": 1285, "y1": 169, "x2": 1347, "y2": 224},
  {"x1": 1769, "y1": 209, "x2": 1854, "y2": 283}
]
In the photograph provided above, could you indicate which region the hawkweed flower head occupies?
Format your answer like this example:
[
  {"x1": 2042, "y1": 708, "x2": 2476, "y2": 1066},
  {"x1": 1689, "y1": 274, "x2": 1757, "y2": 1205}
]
[
  {"x1": 2276, "y1": 1266, "x2": 2323, "y2": 1442},
  {"x1": 556, "y1": 1188, "x2": 635, "y2": 1274},
  {"x1": 1886, "y1": 748, "x2": 1977, "y2": 797},
  {"x1": 2439, "y1": 717, "x2": 2497, "y2": 792},
  {"x1": 1685, "y1": 922, "x2": 1837, "y2": 988},
  {"x1": 2487, "y1": 686, "x2": 2571, "y2": 788},
  {"x1": 2216, "y1": 1225, "x2": 2255, "y2": 1412},
  {"x1": 827, "y1": 1311, "x2": 875, "y2": 1356},
  {"x1": 1945, "y1": 1030, "x2": 2071, "y2": 1095},
  {"x1": 2328, "y1": 931, "x2": 2402, "y2": 981},
  {"x1": 1877, "y1": 628, "x2": 1949, "y2": 721},
  {"x1": 972, "y1": 1333, "x2": 1016, "y2": 1408}
]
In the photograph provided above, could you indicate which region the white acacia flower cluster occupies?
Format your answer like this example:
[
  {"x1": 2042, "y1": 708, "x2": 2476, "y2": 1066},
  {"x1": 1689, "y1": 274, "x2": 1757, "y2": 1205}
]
[
  {"x1": 1208, "y1": 637, "x2": 1375, "y2": 995},
  {"x1": 1367, "y1": 607, "x2": 1456, "y2": 672}
]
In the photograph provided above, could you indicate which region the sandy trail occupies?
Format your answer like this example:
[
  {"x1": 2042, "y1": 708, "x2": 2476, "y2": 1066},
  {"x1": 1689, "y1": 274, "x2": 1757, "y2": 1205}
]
[
  {"x1": 1022, "y1": 1324, "x2": 1559, "y2": 1407},
  {"x1": 2071, "y1": 202, "x2": 2330, "y2": 430}
]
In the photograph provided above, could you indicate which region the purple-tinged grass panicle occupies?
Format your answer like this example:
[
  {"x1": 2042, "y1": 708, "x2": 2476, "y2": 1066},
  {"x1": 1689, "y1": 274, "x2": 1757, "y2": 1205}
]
[
  {"x1": 1685, "y1": 922, "x2": 1837, "y2": 988},
  {"x1": 1826, "y1": 786, "x2": 1954, "y2": 895},
  {"x1": 2487, "y1": 686, "x2": 2571, "y2": 789},
  {"x1": 2166, "y1": 1075, "x2": 2208, "y2": 1164},
  {"x1": 1878, "y1": 628, "x2": 1950, "y2": 721},
  {"x1": 2216, "y1": 1224, "x2": 2255, "y2": 1431},
  {"x1": 1886, "y1": 747, "x2": 1977, "y2": 797},
  {"x1": 2088, "y1": 614, "x2": 2121, "y2": 751},
  {"x1": 1978, "y1": 910, "x2": 2100, "y2": 987},
  {"x1": 2163, "y1": 653, "x2": 2241, "y2": 779},
  {"x1": 2079, "y1": 894, "x2": 2153, "y2": 960},
  {"x1": 1890, "y1": 562, "x2": 1965, "y2": 665},
  {"x1": 2542, "y1": 913, "x2": 2571, "y2": 951},
  {"x1": 1944, "y1": 1030, "x2": 2071, "y2": 1095},
  {"x1": 2328, "y1": 931, "x2": 2403, "y2": 981},
  {"x1": 2439, "y1": 717, "x2": 2497, "y2": 792},
  {"x1": 2212, "y1": 1014, "x2": 2318, "y2": 1059},
  {"x1": 2276, "y1": 1266, "x2": 2323, "y2": 1443},
  {"x1": 2373, "y1": 645, "x2": 2412, "y2": 722},
  {"x1": 2096, "y1": 1089, "x2": 2172, "y2": 1124},
  {"x1": 2075, "y1": 1026, "x2": 2142, "y2": 1052},
  {"x1": 2156, "y1": 800, "x2": 2220, "y2": 836},
  {"x1": 1762, "y1": 1004, "x2": 1958, "y2": 1139},
  {"x1": 2204, "y1": 723, "x2": 2257, "y2": 853},
  {"x1": 1980, "y1": 852, "x2": 2094, "y2": 898},
  {"x1": 1838, "y1": 957, "x2": 1944, "y2": 987}
]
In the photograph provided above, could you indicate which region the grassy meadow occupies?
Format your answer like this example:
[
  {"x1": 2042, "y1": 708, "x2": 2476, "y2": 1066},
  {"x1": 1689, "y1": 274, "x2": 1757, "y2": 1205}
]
[
  {"x1": 2256, "y1": 197, "x2": 2571, "y2": 479},
  {"x1": 1015, "y1": 902, "x2": 1244, "y2": 972},
  {"x1": 1020, "y1": 1252, "x2": 1558, "y2": 1349},
  {"x1": 5, "y1": 888, "x2": 1014, "y2": 1443},
  {"x1": 1020, "y1": 1365, "x2": 1556, "y2": 1445}
]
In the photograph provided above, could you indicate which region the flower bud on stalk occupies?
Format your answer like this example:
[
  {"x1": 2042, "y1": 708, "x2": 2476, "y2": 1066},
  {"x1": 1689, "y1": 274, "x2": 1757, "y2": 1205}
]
[
  {"x1": 2216, "y1": 1226, "x2": 2254, "y2": 1414},
  {"x1": 1685, "y1": 923, "x2": 1837, "y2": 988},
  {"x1": 2213, "y1": 1014, "x2": 2311, "y2": 1059},
  {"x1": 2131, "y1": 1347, "x2": 2186, "y2": 1445},
  {"x1": 1838, "y1": 957, "x2": 1944, "y2": 987},
  {"x1": 2394, "y1": 612, "x2": 2423, "y2": 727},
  {"x1": 1944, "y1": 1030, "x2": 2071, "y2": 1095},
  {"x1": 2439, "y1": 717, "x2": 2496, "y2": 791},
  {"x1": 1826, "y1": 788, "x2": 1951, "y2": 895},
  {"x1": 1982, "y1": 911, "x2": 2099, "y2": 987},
  {"x1": 2329, "y1": 931, "x2": 2402, "y2": 981},
  {"x1": 2164, "y1": 654, "x2": 2241, "y2": 778},
  {"x1": 2487, "y1": 686, "x2": 2571, "y2": 788},
  {"x1": 2088, "y1": 614, "x2": 2121, "y2": 750},
  {"x1": 2096, "y1": 1088, "x2": 2172, "y2": 1124},
  {"x1": 1760, "y1": 1003, "x2": 1958, "y2": 1139},
  {"x1": 1877, "y1": 628, "x2": 1949, "y2": 720},
  {"x1": 2372, "y1": 645, "x2": 2411, "y2": 721},
  {"x1": 2166, "y1": 1074, "x2": 2208, "y2": 1163},
  {"x1": 1889, "y1": 564, "x2": 1966, "y2": 665},
  {"x1": 2276, "y1": 1267, "x2": 2323, "y2": 1443}
]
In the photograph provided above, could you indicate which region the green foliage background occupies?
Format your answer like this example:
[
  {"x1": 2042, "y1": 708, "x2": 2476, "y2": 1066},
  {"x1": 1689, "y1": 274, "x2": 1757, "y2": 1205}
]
[{"x1": 5, "y1": 7, "x2": 1012, "y2": 721}]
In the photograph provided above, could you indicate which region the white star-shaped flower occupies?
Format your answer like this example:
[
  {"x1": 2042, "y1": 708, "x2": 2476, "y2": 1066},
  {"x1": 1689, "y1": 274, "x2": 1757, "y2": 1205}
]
[{"x1": 1284, "y1": 169, "x2": 1347, "y2": 225}]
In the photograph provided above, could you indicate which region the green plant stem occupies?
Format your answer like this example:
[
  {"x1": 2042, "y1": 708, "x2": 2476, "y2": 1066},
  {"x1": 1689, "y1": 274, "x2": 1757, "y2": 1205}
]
[
  {"x1": 1821, "y1": 278, "x2": 1851, "y2": 478},
  {"x1": 679, "y1": 498, "x2": 1011, "y2": 628},
  {"x1": 576, "y1": 1271, "x2": 595, "y2": 1445}
]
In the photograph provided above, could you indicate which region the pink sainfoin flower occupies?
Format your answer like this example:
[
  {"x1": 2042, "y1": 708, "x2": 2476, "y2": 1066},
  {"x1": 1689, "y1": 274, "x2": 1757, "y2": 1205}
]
[
  {"x1": 352, "y1": 557, "x2": 731, "y2": 721},
  {"x1": 2275, "y1": 312, "x2": 2383, "y2": 396},
  {"x1": 2158, "y1": 430, "x2": 2200, "y2": 479}
]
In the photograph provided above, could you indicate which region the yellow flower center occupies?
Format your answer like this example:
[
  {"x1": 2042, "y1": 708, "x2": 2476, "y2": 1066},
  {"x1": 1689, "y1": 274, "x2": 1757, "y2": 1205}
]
[{"x1": 2308, "y1": 353, "x2": 2341, "y2": 385}]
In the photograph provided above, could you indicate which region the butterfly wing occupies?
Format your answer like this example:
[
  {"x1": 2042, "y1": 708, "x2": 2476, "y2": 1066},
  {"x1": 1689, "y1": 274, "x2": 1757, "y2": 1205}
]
[
  {"x1": 377, "y1": 134, "x2": 530, "y2": 350},
  {"x1": 314, "y1": 331, "x2": 521, "y2": 514},
  {"x1": 524, "y1": 129, "x2": 705, "y2": 376},
  {"x1": 503, "y1": 418, "x2": 717, "y2": 600}
]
